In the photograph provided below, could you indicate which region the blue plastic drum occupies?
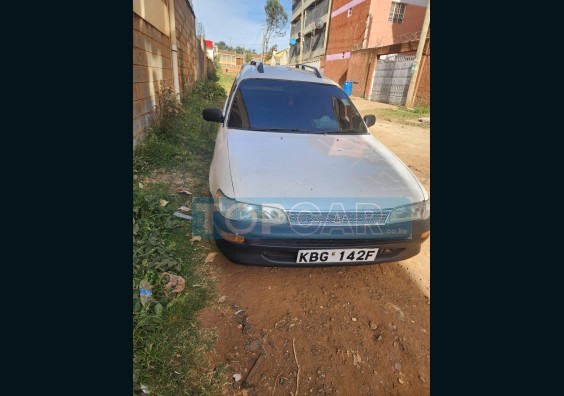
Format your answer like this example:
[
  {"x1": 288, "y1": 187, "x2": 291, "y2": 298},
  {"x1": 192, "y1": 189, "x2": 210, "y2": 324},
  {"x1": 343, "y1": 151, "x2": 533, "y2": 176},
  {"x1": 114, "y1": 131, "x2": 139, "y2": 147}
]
[{"x1": 343, "y1": 81, "x2": 353, "y2": 95}]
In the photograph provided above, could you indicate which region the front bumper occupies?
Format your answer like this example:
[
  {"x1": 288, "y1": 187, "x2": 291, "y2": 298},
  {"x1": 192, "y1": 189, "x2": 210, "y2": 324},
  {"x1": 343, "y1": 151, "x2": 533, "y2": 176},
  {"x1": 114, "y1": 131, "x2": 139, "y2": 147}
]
[{"x1": 212, "y1": 211, "x2": 430, "y2": 266}]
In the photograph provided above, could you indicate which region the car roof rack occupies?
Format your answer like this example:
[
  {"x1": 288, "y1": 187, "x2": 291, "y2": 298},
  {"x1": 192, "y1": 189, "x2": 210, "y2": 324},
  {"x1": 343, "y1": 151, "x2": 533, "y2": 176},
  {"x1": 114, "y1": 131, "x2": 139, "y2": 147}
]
[
  {"x1": 294, "y1": 63, "x2": 322, "y2": 78},
  {"x1": 250, "y1": 61, "x2": 264, "y2": 73}
]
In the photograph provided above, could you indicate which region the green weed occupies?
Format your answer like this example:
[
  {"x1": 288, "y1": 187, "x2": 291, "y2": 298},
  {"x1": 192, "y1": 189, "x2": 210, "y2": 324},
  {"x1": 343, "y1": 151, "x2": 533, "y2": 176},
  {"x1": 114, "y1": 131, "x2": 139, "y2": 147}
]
[
  {"x1": 133, "y1": 76, "x2": 226, "y2": 395},
  {"x1": 216, "y1": 69, "x2": 236, "y2": 93},
  {"x1": 373, "y1": 106, "x2": 430, "y2": 128}
]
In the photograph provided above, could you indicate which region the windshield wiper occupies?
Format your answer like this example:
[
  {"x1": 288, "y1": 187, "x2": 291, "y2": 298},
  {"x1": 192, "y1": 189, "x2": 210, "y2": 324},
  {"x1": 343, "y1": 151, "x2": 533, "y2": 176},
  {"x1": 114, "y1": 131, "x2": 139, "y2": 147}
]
[
  {"x1": 309, "y1": 130, "x2": 367, "y2": 135},
  {"x1": 254, "y1": 128, "x2": 314, "y2": 133},
  {"x1": 252, "y1": 128, "x2": 367, "y2": 135}
]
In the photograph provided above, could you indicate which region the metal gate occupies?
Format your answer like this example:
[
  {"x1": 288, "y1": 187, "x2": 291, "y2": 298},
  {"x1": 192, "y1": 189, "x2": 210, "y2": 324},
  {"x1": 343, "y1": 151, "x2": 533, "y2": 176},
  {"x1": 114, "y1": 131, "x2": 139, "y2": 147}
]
[{"x1": 370, "y1": 54, "x2": 416, "y2": 105}]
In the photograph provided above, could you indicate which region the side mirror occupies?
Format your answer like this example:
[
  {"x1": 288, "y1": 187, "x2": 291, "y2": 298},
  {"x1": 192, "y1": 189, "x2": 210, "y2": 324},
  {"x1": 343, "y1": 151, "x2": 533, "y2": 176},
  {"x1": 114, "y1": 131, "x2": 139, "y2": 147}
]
[
  {"x1": 202, "y1": 108, "x2": 224, "y2": 123},
  {"x1": 363, "y1": 114, "x2": 376, "y2": 128}
]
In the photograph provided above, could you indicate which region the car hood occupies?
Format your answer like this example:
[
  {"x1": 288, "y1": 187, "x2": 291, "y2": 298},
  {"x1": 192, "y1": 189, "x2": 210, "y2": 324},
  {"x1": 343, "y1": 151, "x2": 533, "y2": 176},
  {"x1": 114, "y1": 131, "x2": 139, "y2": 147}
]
[{"x1": 226, "y1": 129, "x2": 426, "y2": 211}]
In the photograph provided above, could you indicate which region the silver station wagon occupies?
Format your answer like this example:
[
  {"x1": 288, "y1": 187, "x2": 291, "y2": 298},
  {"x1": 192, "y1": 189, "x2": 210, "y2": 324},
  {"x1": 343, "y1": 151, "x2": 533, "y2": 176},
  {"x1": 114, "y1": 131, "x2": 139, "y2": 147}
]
[{"x1": 203, "y1": 62, "x2": 429, "y2": 266}]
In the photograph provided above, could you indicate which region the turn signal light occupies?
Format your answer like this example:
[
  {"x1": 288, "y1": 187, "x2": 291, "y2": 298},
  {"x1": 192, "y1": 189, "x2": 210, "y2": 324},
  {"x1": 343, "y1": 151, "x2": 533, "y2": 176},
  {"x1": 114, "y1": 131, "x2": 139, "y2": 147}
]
[
  {"x1": 420, "y1": 231, "x2": 430, "y2": 239},
  {"x1": 218, "y1": 228, "x2": 245, "y2": 243}
]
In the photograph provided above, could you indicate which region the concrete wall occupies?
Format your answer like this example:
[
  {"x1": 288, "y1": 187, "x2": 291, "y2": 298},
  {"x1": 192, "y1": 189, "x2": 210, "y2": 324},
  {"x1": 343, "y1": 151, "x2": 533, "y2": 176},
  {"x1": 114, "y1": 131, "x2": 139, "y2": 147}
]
[{"x1": 133, "y1": 0, "x2": 214, "y2": 149}]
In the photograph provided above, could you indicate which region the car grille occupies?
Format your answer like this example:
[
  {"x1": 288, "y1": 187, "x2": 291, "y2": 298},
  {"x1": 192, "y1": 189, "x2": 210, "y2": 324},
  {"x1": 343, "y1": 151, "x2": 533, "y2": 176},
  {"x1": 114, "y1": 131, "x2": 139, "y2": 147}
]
[{"x1": 285, "y1": 210, "x2": 392, "y2": 226}]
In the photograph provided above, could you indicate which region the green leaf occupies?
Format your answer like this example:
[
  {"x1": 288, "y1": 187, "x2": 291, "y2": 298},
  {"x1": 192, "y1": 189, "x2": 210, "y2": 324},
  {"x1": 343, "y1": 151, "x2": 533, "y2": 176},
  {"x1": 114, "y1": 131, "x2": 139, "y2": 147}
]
[{"x1": 155, "y1": 302, "x2": 163, "y2": 316}]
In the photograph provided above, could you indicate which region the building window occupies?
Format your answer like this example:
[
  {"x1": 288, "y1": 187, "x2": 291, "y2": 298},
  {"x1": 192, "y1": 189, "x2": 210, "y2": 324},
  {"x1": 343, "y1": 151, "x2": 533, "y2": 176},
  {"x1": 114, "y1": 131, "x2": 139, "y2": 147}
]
[
  {"x1": 348, "y1": 8, "x2": 352, "y2": 17},
  {"x1": 388, "y1": 2, "x2": 406, "y2": 24}
]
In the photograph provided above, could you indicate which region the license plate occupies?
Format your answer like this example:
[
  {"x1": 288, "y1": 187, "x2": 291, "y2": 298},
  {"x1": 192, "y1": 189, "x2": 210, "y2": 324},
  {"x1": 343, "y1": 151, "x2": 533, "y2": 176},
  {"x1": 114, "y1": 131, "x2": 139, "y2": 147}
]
[{"x1": 296, "y1": 248, "x2": 379, "y2": 264}]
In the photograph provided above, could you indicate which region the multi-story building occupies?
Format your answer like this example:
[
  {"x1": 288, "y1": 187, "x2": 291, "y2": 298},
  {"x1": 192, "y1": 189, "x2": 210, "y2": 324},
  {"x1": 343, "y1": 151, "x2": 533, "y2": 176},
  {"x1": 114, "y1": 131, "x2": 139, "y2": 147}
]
[
  {"x1": 288, "y1": 0, "x2": 333, "y2": 69},
  {"x1": 321, "y1": 0, "x2": 429, "y2": 106},
  {"x1": 367, "y1": 0, "x2": 428, "y2": 48},
  {"x1": 324, "y1": 0, "x2": 427, "y2": 86},
  {"x1": 323, "y1": 0, "x2": 371, "y2": 86}
]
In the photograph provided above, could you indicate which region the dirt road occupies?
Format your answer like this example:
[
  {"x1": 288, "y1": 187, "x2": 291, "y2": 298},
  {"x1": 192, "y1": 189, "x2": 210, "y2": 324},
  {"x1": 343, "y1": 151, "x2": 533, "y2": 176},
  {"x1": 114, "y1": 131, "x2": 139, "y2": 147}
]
[{"x1": 198, "y1": 98, "x2": 430, "y2": 395}]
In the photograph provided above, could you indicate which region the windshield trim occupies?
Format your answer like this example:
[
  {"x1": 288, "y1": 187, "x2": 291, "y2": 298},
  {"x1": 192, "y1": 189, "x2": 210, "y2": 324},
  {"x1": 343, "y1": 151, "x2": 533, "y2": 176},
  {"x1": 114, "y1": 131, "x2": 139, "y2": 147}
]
[{"x1": 225, "y1": 78, "x2": 368, "y2": 135}]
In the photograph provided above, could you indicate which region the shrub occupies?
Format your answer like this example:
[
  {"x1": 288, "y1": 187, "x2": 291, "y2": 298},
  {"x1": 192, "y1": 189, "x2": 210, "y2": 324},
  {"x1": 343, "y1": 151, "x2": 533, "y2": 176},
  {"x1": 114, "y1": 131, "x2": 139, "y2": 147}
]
[
  {"x1": 187, "y1": 80, "x2": 226, "y2": 102},
  {"x1": 155, "y1": 81, "x2": 184, "y2": 134}
]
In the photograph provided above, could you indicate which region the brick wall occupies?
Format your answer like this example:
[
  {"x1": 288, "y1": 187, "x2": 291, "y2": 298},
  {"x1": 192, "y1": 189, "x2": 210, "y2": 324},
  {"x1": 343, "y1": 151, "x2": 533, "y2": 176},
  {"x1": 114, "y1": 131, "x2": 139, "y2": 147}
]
[
  {"x1": 324, "y1": 0, "x2": 370, "y2": 88},
  {"x1": 324, "y1": 58, "x2": 349, "y2": 87},
  {"x1": 347, "y1": 48, "x2": 377, "y2": 97},
  {"x1": 133, "y1": 12, "x2": 172, "y2": 146},
  {"x1": 346, "y1": 39, "x2": 429, "y2": 103},
  {"x1": 133, "y1": 0, "x2": 215, "y2": 149},
  {"x1": 413, "y1": 41, "x2": 430, "y2": 107},
  {"x1": 326, "y1": 0, "x2": 370, "y2": 54}
]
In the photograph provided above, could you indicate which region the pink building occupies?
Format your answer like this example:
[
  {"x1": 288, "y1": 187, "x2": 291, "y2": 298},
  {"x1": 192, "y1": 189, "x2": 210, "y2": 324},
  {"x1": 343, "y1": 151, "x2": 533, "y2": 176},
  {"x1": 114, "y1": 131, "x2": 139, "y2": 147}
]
[
  {"x1": 367, "y1": 0, "x2": 428, "y2": 48},
  {"x1": 322, "y1": 0, "x2": 429, "y2": 105}
]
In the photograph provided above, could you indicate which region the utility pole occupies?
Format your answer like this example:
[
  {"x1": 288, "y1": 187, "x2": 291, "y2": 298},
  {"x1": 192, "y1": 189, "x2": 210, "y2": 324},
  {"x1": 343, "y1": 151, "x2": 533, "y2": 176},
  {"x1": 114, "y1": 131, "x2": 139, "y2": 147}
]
[
  {"x1": 405, "y1": 0, "x2": 430, "y2": 108},
  {"x1": 299, "y1": 0, "x2": 304, "y2": 63},
  {"x1": 261, "y1": 27, "x2": 265, "y2": 63}
]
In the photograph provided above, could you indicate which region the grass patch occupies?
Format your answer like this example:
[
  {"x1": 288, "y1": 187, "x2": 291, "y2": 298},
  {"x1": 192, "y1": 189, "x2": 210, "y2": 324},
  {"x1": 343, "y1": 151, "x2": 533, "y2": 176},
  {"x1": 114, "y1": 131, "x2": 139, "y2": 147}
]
[
  {"x1": 373, "y1": 106, "x2": 430, "y2": 128},
  {"x1": 133, "y1": 80, "x2": 227, "y2": 395},
  {"x1": 216, "y1": 69, "x2": 235, "y2": 93}
]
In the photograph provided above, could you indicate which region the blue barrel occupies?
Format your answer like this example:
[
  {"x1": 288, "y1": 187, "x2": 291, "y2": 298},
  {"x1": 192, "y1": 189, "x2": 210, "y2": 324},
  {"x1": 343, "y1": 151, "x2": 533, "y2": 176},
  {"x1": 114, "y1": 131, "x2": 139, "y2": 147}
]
[{"x1": 343, "y1": 81, "x2": 353, "y2": 95}]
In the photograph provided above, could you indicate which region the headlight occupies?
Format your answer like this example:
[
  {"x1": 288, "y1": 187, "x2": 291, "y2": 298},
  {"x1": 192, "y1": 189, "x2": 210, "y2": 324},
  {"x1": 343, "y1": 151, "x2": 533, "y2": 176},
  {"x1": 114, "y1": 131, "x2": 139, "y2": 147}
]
[
  {"x1": 215, "y1": 190, "x2": 289, "y2": 224},
  {"x1": 387, "y1": 199, "x2": 430, "y2": 224}
]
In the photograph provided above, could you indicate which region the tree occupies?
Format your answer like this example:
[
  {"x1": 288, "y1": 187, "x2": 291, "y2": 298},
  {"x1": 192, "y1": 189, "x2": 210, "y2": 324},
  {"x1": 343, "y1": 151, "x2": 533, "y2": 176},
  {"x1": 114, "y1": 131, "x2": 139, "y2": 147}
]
[
  {"x1": 261, "y1": 0, "x2": 288, "y2": 62},
  {"x1": 216, "y1": 41, "x2": 234, "y2": 51}
]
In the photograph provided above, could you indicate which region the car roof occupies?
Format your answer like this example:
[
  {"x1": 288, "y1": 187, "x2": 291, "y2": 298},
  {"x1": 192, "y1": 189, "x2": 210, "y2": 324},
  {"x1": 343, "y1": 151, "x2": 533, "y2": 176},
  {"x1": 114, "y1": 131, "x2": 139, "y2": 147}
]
[{"x1": 235, "y1": 64, "x2": 339, "y2": 87}]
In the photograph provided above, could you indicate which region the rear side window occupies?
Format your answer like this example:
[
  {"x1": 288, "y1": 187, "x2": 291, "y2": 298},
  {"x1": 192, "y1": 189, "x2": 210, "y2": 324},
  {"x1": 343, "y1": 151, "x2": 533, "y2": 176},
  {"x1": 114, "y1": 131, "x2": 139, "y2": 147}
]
[{"x1": 227, "y1": 79, "x2": 367, "y2": 134}]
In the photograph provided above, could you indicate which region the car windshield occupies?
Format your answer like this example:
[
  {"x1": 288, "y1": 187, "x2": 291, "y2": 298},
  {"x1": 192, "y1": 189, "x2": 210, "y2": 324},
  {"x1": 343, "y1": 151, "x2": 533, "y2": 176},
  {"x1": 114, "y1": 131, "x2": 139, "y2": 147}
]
[{"x1": 227, "y1": 79, "x2": 368, "y2": 134}]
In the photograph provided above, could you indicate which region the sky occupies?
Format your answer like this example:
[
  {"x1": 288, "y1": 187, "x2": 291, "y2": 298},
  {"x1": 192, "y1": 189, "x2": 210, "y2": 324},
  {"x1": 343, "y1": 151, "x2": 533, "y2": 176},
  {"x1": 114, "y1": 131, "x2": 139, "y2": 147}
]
[{"x1": 192, "y1": 0, "x2": 293, "y2": 53}]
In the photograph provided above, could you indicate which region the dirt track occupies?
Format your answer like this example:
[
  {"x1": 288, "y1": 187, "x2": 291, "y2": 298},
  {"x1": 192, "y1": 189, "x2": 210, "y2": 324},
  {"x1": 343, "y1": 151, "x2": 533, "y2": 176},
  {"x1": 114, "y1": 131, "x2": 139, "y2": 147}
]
[{"x1": 198, "y1": 98, "x2": 430, "y2": 395}]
